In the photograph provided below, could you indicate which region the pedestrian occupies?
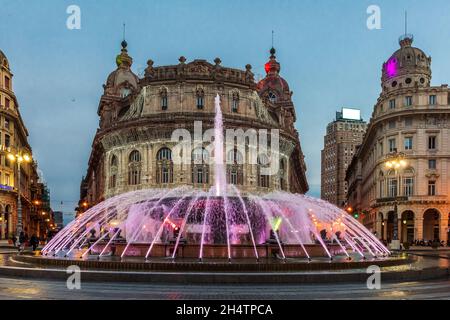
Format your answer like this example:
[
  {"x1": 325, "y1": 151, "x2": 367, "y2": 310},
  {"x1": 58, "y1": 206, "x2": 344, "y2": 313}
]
[
  {"x1": 30, "y1": 234, "x2": 39, "y2": 251},
  {"x1": 11, "y1": 234, "x2": 17, "y2": 247},
  {"x1": 18, "y1": 231, "x2": 26, "y2": 252}
]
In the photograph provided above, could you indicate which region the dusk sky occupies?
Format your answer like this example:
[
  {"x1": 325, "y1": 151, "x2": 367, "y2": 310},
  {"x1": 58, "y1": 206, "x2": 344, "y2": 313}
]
[{"x1": 2, "y1": 0, "x2": 450, "y2": 218}]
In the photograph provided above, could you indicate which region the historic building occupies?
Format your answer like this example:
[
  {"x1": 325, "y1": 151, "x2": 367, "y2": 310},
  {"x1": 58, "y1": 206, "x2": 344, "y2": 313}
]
[
  {"x1": 78, "y1": 42, "x2": 309, "y2": 212},
  {"x1": 0, "y1": 50, "x2": 52, "y2": 239},
  {"x1": 321, "y1": 108, "x2": 367, "y2": 207},
  {"x1": 346, "y1": 35, "x2": 450, "y2": 246}
]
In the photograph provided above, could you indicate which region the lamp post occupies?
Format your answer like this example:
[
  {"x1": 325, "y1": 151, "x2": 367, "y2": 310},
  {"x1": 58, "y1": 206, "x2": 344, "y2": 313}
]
[
  {"x1": 384, "y1": 151, "x2": 407, "y2": 250},
  {"x1": 7, "y1": 152, "x2": 32, "y2": 247}
]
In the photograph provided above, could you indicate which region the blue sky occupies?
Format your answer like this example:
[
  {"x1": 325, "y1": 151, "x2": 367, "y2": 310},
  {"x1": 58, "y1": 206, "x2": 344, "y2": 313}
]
[{"x1": 2, "y1": 0, "x2": 450, "y2": 217}]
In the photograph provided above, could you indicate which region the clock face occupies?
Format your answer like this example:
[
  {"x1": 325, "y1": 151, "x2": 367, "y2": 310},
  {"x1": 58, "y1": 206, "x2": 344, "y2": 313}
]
[{"x1": 268, "y1": 91, "x2": 277, "y2": 103}]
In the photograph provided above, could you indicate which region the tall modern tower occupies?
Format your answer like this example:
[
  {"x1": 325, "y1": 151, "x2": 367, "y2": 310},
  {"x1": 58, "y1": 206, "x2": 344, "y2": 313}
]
[{"x1": 321, "y1": 108, "x2": 367, "y2": 207}]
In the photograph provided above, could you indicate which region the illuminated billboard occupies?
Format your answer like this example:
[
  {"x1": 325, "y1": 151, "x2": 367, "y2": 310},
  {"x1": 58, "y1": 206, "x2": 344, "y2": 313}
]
[{"x1": 342, "y1": 108, "x2": 361, "y2": 120}]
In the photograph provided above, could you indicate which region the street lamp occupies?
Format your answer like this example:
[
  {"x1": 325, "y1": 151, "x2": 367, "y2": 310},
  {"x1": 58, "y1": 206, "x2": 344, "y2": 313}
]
[
  {"x1": 7, "y1": 151, "x2": 32, "y2": 246},
  {"x1": 384, "y1": 151, "x2": 407, "y2": 250}
]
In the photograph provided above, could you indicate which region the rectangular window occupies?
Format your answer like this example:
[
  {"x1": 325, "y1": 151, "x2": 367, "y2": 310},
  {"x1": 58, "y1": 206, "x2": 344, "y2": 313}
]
[
  {"x1": 405, "y1": 96, "x2": 413, "y2": 106},
  {"x1": 428, "y1": 159, "x2": 437, "y2": 170},
  {"x1": 404, "y1": 137, "x2": 413, "y2": 150},
  {"x1": 379, "y1": 142, "x2": 384, "y2": 156},
  {"x1": 259, "y1": 175, "x2": 270, "y2": 188},
  {"x1": 161, "y1": 97, "x2": 168, "y2": 110},
  {"x1": 404, "y1": 118, "x2": 413, "y2": 127},
  {"x1": 231, "y1": 99, "x2": 239, "y2": 113},
  {"x1": 230, "y1": 171, "x2": 237, "y2": 185},
  {"x1": 428, "y1": 136, "x2": 437, "y2": 150},
  {"x1": 5, "y1": 98, "x2": 10, "y2": 109},
  {"x1": 197, "y1": 96, "x2": 204, "y2": 109},
  {"x1": 428, "y1": 181, "x2": 436, "y2": 196},
  {"x1": 4, "y1": 118, "x2": 9, "y2": 130},
  {"x1": 109, "y1": 174, "x2": 116, "y2": 188},
  {"x1": 5, "y1": 174, "x2": 10, "y2": 186},
  {"x1": 4, "y1": 76, "x2": 10, "y2": 90},
  {"x1": 388, "y1": 178, "x2": 398, "y2": 197},
  {"x1": 389, "y1": 121, "x2": 396, "y2": 129},
  {"x1": 5, "y1": 134, "x2": 10, "y2": 148},
  {"x1": 197, "y1": 168, "x2": 204, "y2": 184},
  {"x1": 389, "y1": 99, "x2": 396, "y2": 109},
  {"x1": 403, "y1": 178, "x2": 414, "y2": 197},
  {"x1": 429, "y1": 95, "x2": 437, "y2": 105},
  {"x1": 388, "y1": 138, "x2": 396, "y2": 153}
]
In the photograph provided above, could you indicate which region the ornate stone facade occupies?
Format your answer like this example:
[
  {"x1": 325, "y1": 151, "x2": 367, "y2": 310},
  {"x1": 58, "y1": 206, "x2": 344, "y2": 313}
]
[
  {"x1": 78, "y1": 43, "x2": 308, "y2": 212},
  {"x1": 346, "y1": 35, "x2": 450, "y2": 245},
  {"x1": 0, "y1": 50, "x2": 52, "y2": 239}
]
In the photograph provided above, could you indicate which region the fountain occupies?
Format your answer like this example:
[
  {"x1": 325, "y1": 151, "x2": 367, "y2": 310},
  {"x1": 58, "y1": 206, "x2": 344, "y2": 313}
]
[{"x1": 42, "y1": 95, "x2": 390, "y2": 263}]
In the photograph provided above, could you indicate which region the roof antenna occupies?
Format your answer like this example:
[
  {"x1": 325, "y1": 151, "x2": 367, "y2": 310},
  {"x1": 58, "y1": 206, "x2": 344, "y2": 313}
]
[
  {"x1": 404, "y1": 11, "x2": 408, "y2": 36},
  {"x1": 121, "y1": 23, "x2": 128, "y2": 49},
  {"x1": 271, "y1": 30, "x2": 275, "y2": 48}
]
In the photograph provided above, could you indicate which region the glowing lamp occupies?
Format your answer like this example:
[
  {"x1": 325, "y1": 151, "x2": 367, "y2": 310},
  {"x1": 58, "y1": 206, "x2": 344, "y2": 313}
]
[
  {"x1": 264, "y1": 62, "x2": 271, "y2": 74},
  {"x1": 386, "y1": 58, "x2": 397, "y2": 78},
  {"x1": 7, "y1": 154, "x2": 15, "y2": 161},
  {"x1": 23, "y1": 154, "x2": 31, "y2": 162}
]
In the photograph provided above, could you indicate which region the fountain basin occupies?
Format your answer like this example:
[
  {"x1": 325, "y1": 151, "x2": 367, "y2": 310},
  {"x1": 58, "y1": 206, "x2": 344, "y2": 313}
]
[{"x1": 87, "y1": 243, "x2": 343, "y2": 259}]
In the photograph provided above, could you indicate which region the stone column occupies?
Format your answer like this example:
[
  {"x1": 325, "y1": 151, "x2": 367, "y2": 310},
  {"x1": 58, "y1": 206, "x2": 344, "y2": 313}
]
[
  {"x1": 440, "y1": 217, "x2": 449, "y2": 244},
  {"x1": 375, "y1": 215, "x2": 382, "y2": 239},
  {"x1": 415, "y1": 217, "x2": 424, "y2": 241},
  {"x1": 397, "y1": 215, "x2": 403, "y2": 243},
  {"x1": 1, "y1": 211, "x2": 4, "y2": 240},
  {"x1": 383, "y1": 220, "x2": 388, "y2": 240}
]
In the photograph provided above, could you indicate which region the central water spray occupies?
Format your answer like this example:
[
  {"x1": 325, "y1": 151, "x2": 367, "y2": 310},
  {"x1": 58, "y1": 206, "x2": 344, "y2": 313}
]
[{"x1": 214, "y1": 94, "x2": 227, "y2": 197}]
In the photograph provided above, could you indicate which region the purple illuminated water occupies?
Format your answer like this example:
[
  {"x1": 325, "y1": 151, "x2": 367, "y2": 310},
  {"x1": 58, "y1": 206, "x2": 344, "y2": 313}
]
[{"x1": 42, "y1": 94, "x2": 390, "y2": 261}]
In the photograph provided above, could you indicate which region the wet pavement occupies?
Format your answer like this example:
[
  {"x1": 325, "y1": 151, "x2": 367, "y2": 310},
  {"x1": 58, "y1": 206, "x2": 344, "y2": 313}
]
[{"x1": 0, "y1": 275, "x2": 449, "y2": 300}]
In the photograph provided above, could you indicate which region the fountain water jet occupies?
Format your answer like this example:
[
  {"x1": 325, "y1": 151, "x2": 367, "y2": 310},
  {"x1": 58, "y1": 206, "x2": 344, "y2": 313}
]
[{"x1": 43, "y1": 94, "x2": 390, "y2": 262}]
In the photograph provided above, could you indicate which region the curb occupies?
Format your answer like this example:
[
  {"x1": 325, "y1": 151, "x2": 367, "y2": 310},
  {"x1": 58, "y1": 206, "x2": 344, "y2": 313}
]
[{"x1": 1, "y1": 256, "x2": 447, "y2": 284}]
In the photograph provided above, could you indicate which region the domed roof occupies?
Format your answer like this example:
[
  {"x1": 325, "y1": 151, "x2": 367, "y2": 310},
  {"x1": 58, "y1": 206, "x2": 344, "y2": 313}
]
[
  {"x1": 381, "y1": 35, "x2": 431, "y2": 89},
  {"x1": 104, "y1": 42, "x2": 139, "y2": 94},
  {"x1": 0, "y1": 50, "x2": 10, "y2": 69},
  {"x1": 256, "y1": 48, "x2": 291, "y2": 101}
]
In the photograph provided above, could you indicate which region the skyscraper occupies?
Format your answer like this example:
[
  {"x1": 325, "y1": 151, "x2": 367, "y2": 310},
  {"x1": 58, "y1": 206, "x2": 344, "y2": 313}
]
[{"x1": 321, "y1": 108, "x2": 367, "y2": 207}]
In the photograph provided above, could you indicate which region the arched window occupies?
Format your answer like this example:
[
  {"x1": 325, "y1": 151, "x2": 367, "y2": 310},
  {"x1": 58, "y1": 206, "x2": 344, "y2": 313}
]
[
  {"x1": 160, "y1": 88, "x2": 168, "y2": 110},
  {"x1": 196, "y1": 88, "x2": 205, "y2": 109},
  {"x1": 109, "y1": 155, "x2": 118, "y2": 189},
  {"x1": 110, "y1": 155, "x2": 118, "y2": 167},
  {"x1": 156, "y1": 148, "x2": 173, "y2": 184},
  {"x1": 120, "y1": 87, "x2": 131, "y2": 98},
  {"x1": 129, "y1": 150, "x2": 141, "y2": 162},
  {"x1": 258, "y1": 154, "x2": 270, "y2": 188},
  {"x1": 192, "y1": 148, "x2": 209, "y2": 185},
  {"x1": 231, "y1": 92, "x2": 239, "y2": 113},
  {"x1": 128, "y1": 151, "x2": 141, "y2": 185},
  {"x1": 226, "y1": 149, "x2": 243, "y2": 185}
]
